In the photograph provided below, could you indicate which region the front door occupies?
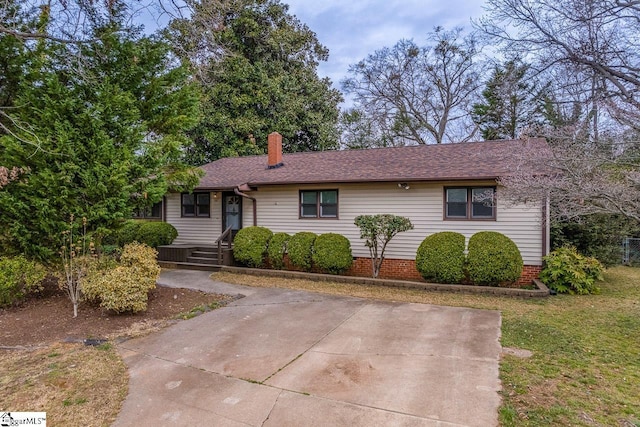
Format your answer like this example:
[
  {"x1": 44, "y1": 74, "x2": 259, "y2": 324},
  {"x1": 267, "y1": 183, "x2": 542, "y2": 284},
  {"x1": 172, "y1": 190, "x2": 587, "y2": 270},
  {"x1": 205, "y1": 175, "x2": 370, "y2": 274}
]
[{"x1": 222, "y1": 192, "x2": 242, "y2": 237}]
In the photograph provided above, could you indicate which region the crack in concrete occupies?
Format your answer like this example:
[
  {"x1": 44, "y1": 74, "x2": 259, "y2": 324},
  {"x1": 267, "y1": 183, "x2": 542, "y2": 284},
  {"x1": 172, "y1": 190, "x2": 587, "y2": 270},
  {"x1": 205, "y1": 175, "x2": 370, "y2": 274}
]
[
  {"x1": 259, "y1": 387, "x2": 470, "y2": 427},
  {"x1": 260, "y1": 389, "x2": 283, "y2": 427}
]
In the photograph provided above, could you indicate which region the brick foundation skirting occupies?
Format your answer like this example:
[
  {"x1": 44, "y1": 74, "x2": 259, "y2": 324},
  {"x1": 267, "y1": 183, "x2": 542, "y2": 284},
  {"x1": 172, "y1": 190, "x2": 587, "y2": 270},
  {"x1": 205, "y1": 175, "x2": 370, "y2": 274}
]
[
  {"x1": 346, "y1": 257, "x2": 541, "y2": 286},
  {"x1": 282, "y1": 255, "x2": 541, "y2": 286}
]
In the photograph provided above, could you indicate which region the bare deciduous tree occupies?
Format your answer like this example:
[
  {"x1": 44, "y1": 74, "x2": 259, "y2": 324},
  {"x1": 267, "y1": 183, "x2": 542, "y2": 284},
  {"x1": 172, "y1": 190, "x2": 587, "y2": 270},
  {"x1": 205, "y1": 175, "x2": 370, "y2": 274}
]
[
  {"x1": 479, "y1": 0, "x2": 640, "y2": 224},
  {"x1": 499, "y1": 133, "x2": 640, "y2": 222},
  {"x1": 478, "y1": 0, "x2": 640, "y2": 133},
  {"x1": 342, "y1": 27, "x2": 481, "y2": 145}
]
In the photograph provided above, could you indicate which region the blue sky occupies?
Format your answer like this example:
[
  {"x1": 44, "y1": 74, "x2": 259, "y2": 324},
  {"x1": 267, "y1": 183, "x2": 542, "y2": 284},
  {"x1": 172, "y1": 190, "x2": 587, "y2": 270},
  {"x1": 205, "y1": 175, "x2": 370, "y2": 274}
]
[{"x1": 283, "y1": 0, "x2": 486, "y2": 92}]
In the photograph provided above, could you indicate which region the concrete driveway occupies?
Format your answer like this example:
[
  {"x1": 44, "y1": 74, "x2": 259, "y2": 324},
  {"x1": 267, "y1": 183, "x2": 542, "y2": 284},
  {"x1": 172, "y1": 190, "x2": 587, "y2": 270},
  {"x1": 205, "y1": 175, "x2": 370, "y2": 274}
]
[{"x1": 114, "y1": 270, "x2": 502, "y2": 427}]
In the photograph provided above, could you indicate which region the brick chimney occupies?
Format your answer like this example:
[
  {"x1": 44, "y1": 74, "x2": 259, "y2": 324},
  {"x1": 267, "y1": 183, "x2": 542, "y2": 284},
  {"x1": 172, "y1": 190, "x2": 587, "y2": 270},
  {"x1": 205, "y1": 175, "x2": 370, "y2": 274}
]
[{"x1": 267, "y1": 132, "x2": 284, "y2": 169}]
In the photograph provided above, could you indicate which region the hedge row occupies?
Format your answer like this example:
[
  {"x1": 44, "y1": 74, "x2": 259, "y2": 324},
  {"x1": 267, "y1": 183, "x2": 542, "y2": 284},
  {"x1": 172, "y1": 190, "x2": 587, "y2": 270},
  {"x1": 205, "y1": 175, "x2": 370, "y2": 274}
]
[
  {"x1": 416, "y1": 231, "x2": 523, "y2": 286},
  {"x1": 233, "y1": 227, "x2": 353, "y2": 275},
  {"x1": 104, "y1": 220, "x2": 178, "y2": 248}
]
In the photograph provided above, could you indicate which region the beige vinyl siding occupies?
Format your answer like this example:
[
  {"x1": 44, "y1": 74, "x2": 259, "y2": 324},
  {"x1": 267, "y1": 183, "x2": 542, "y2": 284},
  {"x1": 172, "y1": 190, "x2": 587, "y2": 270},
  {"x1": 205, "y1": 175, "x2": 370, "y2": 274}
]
[
  {"x1": 166, "y1": 192, "x2": 222, "y2": 245},
  {"x1": 245, "y1": 182, "x2": 543, "y2": 266}
]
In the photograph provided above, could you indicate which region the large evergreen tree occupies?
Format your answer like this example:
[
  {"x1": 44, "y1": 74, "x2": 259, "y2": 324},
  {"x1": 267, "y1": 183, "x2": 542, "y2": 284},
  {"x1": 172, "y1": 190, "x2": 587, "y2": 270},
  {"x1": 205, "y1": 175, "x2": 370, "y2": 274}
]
[
  {"x1": 472, "y1": 59, "x2": 543, "y2": 140},
  {"x1": 168, "y1": 0, "x2": 342, "y2": 164},
  {"x1": 0, "y1": 16, "x2": 201, "y2": 260}
]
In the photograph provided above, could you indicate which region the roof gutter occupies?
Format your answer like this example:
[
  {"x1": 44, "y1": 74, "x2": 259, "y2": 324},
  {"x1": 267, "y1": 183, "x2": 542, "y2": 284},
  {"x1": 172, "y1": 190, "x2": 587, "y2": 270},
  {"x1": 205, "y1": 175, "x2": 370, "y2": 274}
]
[{"x1": 234, "y1": 185, "x2": 257, "y2": 227}]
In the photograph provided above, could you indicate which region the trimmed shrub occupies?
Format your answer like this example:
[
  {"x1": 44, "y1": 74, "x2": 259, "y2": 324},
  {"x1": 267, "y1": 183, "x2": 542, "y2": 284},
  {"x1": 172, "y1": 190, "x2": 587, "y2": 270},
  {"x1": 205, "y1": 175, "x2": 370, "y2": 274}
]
[
  {"x1": 0, "y1": 256, "x2": 47, "y2": 307},
  {"x1": 467, "y1": 231, "x2": 523, "y2": 286},
  {"x1": 540, "y1": 246, "x2": 604, "y2": 295},
  {"x1": 136, "y1": 222, "x2": 178, "y2": 247},
  {"x1": 312, "y1": 233, "x2": 353, "y2": 274},
  {"x1": 83, "y1": 243, "x2": 160, "y2": 313},
  {"x1": 288, "y1": 232, "x2": 317, "y2": 271},
  {"x1": 233, "y1": 226, "x2": 273, "y2": 267},
  {"x1": 267, "y1": 232, "x2": 290, "y2": 270},
  {"x1": 115, "y1": 220, "x2": 142, "y2": 246},
  {"x1": 108, "y1": 220, "x2": 178, "y2": 248},
  {"x1": 416, "y1": 232, "x2": 466, "y2": 284}
]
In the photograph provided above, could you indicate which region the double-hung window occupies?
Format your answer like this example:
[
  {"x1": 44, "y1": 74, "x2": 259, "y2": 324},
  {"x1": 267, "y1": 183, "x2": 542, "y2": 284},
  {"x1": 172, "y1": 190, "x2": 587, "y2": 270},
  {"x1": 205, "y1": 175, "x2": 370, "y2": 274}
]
[
  {"x1": 300, "y1": 190, "x2": 338, "y2": 218},
  {"x1": 182, "y1": 192, "x2": 210, "y2": 217},
  {"x1": 445, "y1": 187, "x2": 496, "y2": 220}
]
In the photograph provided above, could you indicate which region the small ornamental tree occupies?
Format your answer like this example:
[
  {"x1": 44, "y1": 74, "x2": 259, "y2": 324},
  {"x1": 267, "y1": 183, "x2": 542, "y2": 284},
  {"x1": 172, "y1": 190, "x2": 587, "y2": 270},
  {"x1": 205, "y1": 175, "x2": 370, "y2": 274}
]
[
  {"x1": 59, "y1": 215, "x2": 95, "y2": 318},
  {"x1": 354, "y1": 214, "x2": 414, "y2": 278}
]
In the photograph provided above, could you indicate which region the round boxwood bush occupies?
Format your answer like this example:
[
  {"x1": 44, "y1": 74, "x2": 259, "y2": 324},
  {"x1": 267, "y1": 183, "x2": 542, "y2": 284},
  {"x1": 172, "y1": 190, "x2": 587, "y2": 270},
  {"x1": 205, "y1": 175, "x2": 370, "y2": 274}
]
[
  {"x1": 312, "y1": 233, "x2": 353, "y2": 275},
  {"x1": 115, "y1": 220, "x2": 142, "y2": 246},
  {"x1": 136, "y1": 222, "x2": 178, "y2": 247},
  {"x1": 415, "y1": 232, "x2": 466, "y2": 284},
  {"x1": 467, "y1": 231, "x2": 523, "y2": 286},
  {"x1": 233, "y1": 226, "x2": 273, "y2": 267},
  {"x1": 267, "y1": 232, "x2": 290, "y2": 270},
  {"x1": 288, "y1": 232, "x2": 317, "y2": 271},
  {"x1": 540, "y1": 246, "x2": 603, "y2": 295}
]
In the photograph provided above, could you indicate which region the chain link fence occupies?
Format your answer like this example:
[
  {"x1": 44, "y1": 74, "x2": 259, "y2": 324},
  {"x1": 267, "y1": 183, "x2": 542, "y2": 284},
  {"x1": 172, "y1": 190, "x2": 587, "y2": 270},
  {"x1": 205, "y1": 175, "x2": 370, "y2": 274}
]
[{"x1": 622, "y1": 237, "x2": 640, "y2": 265}]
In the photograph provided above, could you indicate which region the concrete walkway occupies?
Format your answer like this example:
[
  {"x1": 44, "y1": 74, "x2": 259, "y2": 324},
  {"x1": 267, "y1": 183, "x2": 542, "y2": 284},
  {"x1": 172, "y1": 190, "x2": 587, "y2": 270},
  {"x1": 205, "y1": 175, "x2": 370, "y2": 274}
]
[{"x1": 114, "y1": 270, "x2": 502, "y2": 426}]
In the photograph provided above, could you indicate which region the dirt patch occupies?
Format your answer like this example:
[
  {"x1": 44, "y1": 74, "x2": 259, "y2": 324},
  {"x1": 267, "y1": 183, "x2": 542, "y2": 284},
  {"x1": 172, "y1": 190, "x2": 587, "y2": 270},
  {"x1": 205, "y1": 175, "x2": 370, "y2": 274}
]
[{"x1": 0, "y1": 284, "x2": 230, "y2": 347}]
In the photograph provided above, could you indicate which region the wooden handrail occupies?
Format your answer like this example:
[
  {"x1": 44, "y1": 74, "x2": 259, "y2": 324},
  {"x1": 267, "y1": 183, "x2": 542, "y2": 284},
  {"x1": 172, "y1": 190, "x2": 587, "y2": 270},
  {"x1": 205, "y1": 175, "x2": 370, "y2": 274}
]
[{"x1": 215, "y1": 226, "x2": 234, "y2": 265}]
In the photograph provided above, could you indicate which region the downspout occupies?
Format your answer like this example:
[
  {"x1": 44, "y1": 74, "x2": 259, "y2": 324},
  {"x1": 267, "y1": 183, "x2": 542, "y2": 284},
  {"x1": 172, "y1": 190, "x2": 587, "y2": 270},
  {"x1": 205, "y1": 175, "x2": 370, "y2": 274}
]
[
  {"x1": 542, "y1": 193, "x2": 550, "y2": 257},
  {"x1": 234, "y1": 185, "x2": 257, "y2": 226}
]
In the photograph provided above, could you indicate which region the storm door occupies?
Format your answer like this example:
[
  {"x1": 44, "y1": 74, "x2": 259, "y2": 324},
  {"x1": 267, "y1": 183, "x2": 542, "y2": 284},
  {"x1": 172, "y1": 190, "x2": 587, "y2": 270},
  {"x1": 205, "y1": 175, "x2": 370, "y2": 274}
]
[{"x1": 222, "y1": 192, "x2": 242, "y2": 237}]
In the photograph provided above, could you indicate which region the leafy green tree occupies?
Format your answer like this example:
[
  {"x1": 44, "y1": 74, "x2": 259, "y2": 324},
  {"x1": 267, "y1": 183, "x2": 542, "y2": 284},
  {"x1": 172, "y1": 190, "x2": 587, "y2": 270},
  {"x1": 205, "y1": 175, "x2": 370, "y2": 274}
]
[
  {"x1": 0, "y1": 0, "x2": 36, "y2": 135},
  {"x1": 168, "y1": 0, "x2": 342, "y2": 164},
  {"x1": 354, "y1": 214, "x2": 414, "y2": 278},
  {"x1": 472, "y1": 59, "x2": 543, "y2": 140},
  {"x1": 0, "y1": 22, "x2": 200, "y2": 260}
]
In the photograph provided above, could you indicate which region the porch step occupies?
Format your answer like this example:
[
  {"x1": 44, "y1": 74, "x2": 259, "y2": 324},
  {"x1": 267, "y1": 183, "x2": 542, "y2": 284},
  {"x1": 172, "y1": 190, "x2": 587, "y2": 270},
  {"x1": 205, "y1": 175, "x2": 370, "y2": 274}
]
[
  {"x1": 191, "y1": 250, "x2": 217, "y2": 259},
  {"x1": 158, "y1": 261, "x2": 223, "y2": 272},
  {"x1": 186, "y1": 256, "x2": 220, "y2": 265}
]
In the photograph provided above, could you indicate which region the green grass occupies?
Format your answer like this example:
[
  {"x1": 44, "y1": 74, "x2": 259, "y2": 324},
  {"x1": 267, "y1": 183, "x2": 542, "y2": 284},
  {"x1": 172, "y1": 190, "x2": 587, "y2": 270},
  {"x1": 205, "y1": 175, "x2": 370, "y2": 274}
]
[
  {"x1": 498, "y1": 267, "x2": 640, "y2": 426},
  {"x1": 212, "y1": 267, "x2": 640, "y2": 426}
]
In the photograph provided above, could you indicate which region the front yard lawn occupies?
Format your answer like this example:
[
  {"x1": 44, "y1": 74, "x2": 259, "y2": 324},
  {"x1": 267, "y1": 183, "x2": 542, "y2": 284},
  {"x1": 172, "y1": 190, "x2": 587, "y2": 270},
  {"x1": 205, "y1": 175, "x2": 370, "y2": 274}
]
[{"x1": 212, "y1": 266, "x2": 640, "y2": 426}]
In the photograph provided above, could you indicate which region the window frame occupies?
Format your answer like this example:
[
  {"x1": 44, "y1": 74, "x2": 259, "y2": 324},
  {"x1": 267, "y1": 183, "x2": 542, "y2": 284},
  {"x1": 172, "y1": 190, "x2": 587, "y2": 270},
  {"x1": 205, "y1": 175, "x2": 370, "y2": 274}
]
[
  {"x1": 299, "y1": 189, "x2": 339, "y2": 219},
  {"x1": 181, "y1": 192, "x2": 211, "y2": 218},
  {"x1": 443, "y1": 186, "x2": 497, "y2": 221}
]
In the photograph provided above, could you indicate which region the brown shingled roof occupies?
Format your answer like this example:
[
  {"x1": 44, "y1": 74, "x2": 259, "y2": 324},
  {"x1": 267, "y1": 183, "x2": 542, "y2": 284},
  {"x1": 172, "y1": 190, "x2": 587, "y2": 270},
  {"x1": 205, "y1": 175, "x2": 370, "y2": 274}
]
[{"x1": 196, "y1": 138, "x2": 548, "y2": 190}]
